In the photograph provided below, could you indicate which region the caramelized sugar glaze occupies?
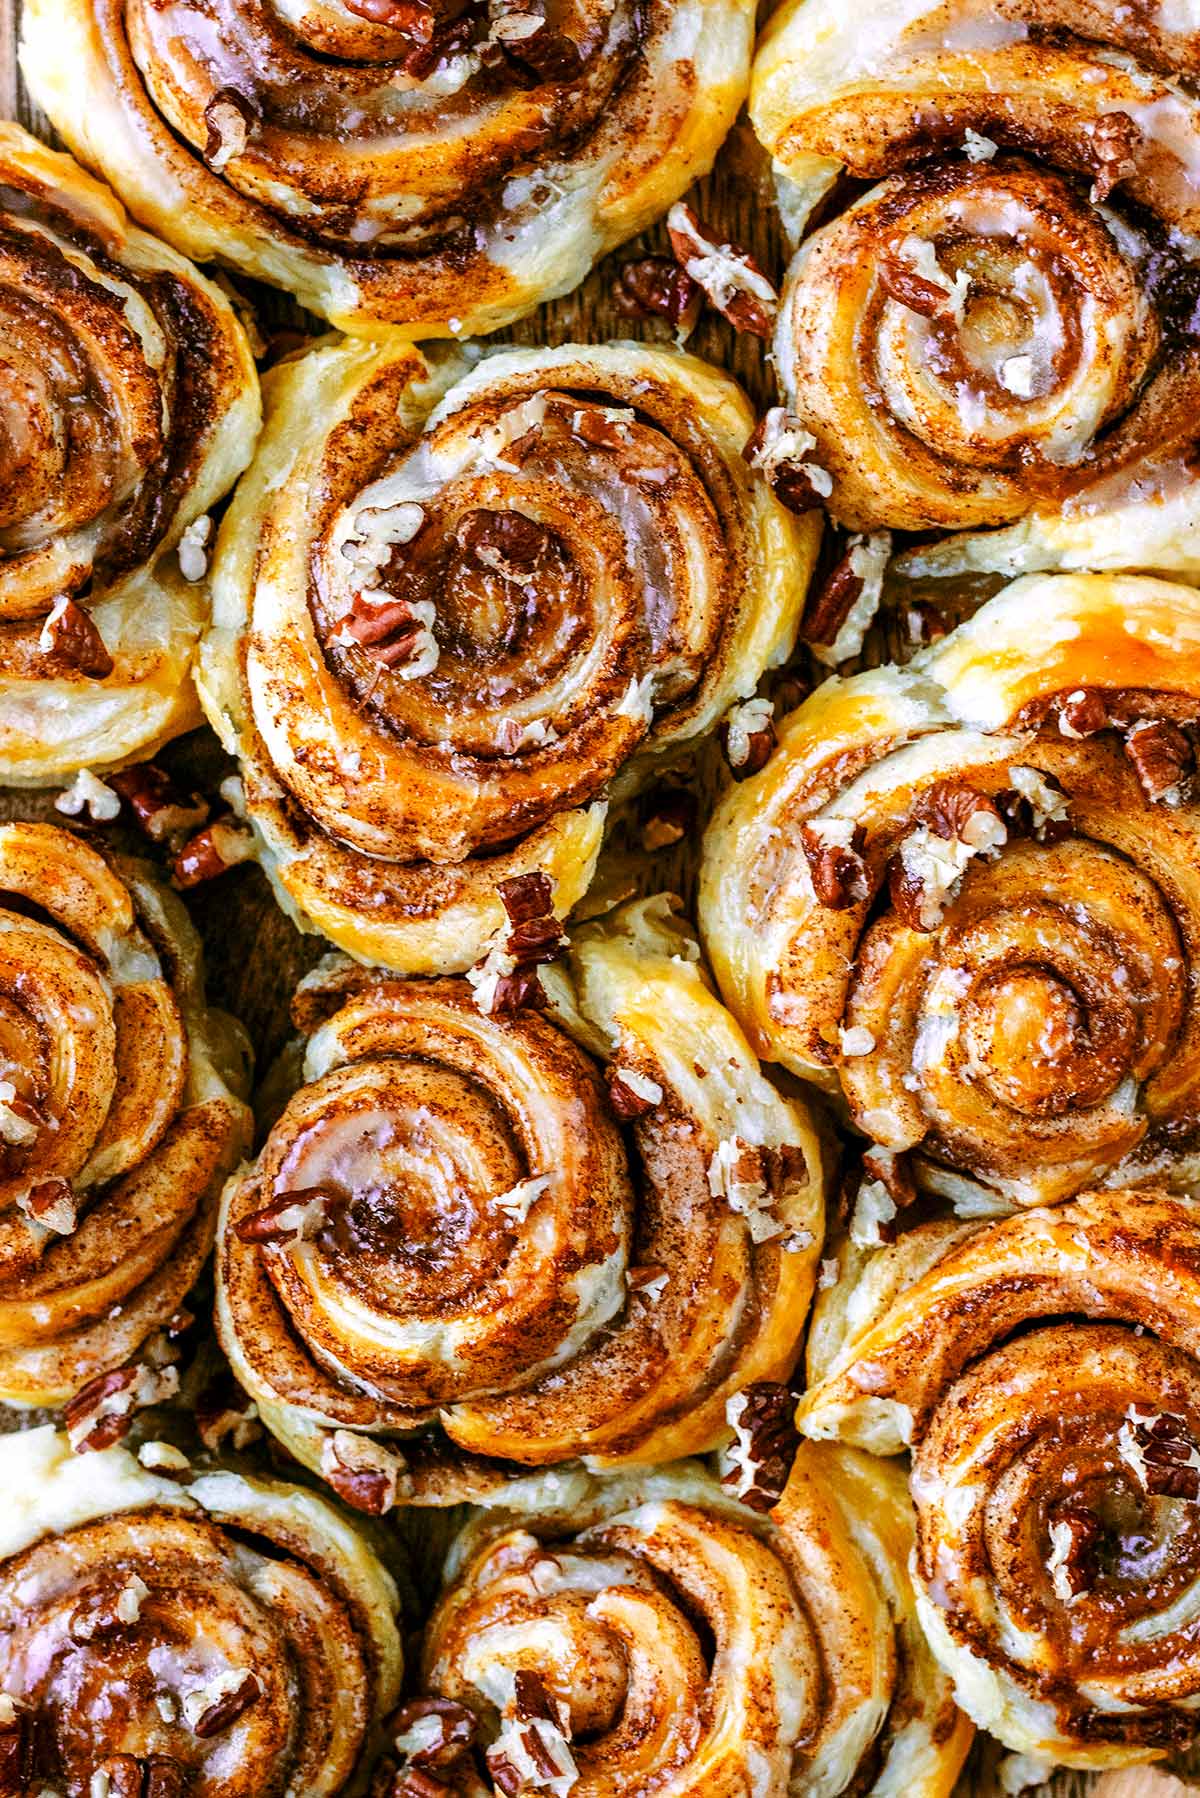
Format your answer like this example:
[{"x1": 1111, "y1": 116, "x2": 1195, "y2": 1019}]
[
  {"x1": 215, "y1": 900, "x2": 824, "y2": 1507},
  {"x1": 200, "y1": 340, "x2": 816, "y2": 972},
  {"x1": 0, "y1": 823, "x2": 250, "y2": 1409},
  {"x1": 803, "y1": 1190, "x2": 1200, "y2": 1768},
  {"x1": 0, "y1": 125, "x2": 259, "y2": 784},
  {"x1": 0, "y1": 1428, "x2": 402, "y2": 1796},
  {"x1": 752, "y1": 0, "x2": 1200, "y2": 580},
  {"x1": 21, "y1": 0, "x2": 754, "y2": 332}
]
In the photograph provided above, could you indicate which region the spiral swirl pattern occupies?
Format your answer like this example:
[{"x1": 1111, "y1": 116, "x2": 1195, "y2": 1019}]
[
  {"x1": 21, "y1": 0, "x2": 751, "y2": 335},
  {"x1": 0, "y1": 124, "x2": 259, "y2": 784},
  {"x1": 416, "y1": 1458, "x2": 970, "y2": 1798},
  {"x1": 201, "y1": 339, "x2": 814, "y2": 973},
  {"x1": 801, "y1": 1189, "x2": 1200, "y2": 1768},
  {"x1": 216, "y1": 898, "x2": 823, "y2": 1505},
  {"x1": 751, "y1": 0, "x2": 1200, "y2": 567},
  {"x1": 700, "y1": 572, "x2": 1200, "y2": 1209},
  {"x1": 0, "y1": 1425, "x2": 402, "y2": 1795},
  {"x1": 0, "y1": 821, "x2": 251, "y2": 1407}
]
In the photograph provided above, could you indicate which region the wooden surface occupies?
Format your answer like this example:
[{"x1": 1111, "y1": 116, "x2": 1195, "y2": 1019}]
[{"x1": 0, "y1": 23, "x2": 1181, "y2": 1798}]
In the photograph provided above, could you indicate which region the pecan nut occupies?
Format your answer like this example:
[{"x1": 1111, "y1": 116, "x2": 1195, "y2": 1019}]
[
  {"x1": 722, "y1": 1382, "x2": 800, "y2": 1512},
  {"x1": 666, "y1": 202, "x2": 778, "y2": 338},
  {"x1": 1124, "y1": 718, "x2": 1195, "y2": 805},
  {"x1": 800, "y1": 819, "x2": 870, "y2": 910},
  {"x1": 614, "y1": 256, "x2": 702, "y2": 334},
  {"x1": 38, "y1": 597, "x2": 114, "y2": 678}
]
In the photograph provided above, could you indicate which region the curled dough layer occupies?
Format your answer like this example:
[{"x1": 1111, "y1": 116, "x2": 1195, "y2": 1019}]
[
  {"x1": 752, "y1": 0, "x2": 1200, "y2": 569},
  {"x1": 215, "y1": 897, "x2": 823, "y2": 1505},
  {"x1": 0, "y1": 822, "x2": 251, "y2": 1406},
  {"x1": 700, "y1": 572, "x2": 1200, "y2": 1208},
  {"x1": 801, "y1": 1189, "x2": 1200, "y2": 1769},
  {"x1": 0, "y1": 123, "x2": 260, "y2": 784},
  {"x1": 21, "y1": 0, "x2": 750, "y2": 336},
  {"x1": 201, "y1": 338, "x2": 815, "y2": 973},
  {"x1": 417, "y1": 1458, "x2": 970, "y2": 1798},
  {"x1": 0, "y1": 1425, "x2": 402, "y2": 1795}
]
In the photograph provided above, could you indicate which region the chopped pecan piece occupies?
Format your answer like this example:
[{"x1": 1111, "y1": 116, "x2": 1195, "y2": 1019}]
[
  {"x1": 1046, "y1": 1499, "x2": 1103, "y2": 1602},
  {"x1": 877, "y1": 253, "x2": 955, "y2": 318},
  {"x1": 1057, "y1": 687, "x2": 1110, "y2": 738},
  {"x1": 389, "y1": 1696, "x2": 478, "y2": 1771},
  {"x1": 606, "y1": 1064, "x2": 663, "y2": 1120},
  {"x1": 234, "y1": 1185, "x2": 335, "y2": 1245},
  {"x1": 65, "y1": 1362, "x2": 179, "y2": 1454},
  {"x1": 995, "y1": 766, "x2": 1071, "y2": 843},
  {"x1": 491, "y1": 967, "x2": 550, "y2": 1015},
  {"x1": 889, "y1": 783, "x2": 1005, "y2": 931},
  {"x1": 1119, "y1": 1406, "x2": 1200, "y2": 1500},
  {"x1": 614, "y1": 255, "x2": 703, "y2": 336},
  {"x1": 720, "y1": 695, "x2": 776, "y2": 780},
  {"x1": 184, "y1": 1670, "x2": 261, "y2": 1738},
  {"x1": 321, "y1": 1430, "x2": 407, "y2": 1514},
  {"x1": 39, "y1": 596, "x2": 114, "y2": 678},
  {"x1": 55, "y1": 768, "x2": 121, "y2": 823},
  {"x1": 456, "y1": 509, "x2": 555, "y2": 583},
  {"x1": 498, "y1": 871, "x2": 554, "y2": 923},
  {"x1": 861, "y1": 1145, "x2": 916, "y2": 1210},
  {"x1": 626, "y1": 1262, "x2": 669, "y2": 1301},
  {"x1": 17, "y1": 1177, "x2": 77, "y2": 1235},
  {"x1": 743, "y1": 407, "x2": 831, "y2": 514},
  {"x1": 639, "y1": 784, "x2": 696, "y2": 852},
  {"x1": 1089, "y1": 109, "x2": 1142, "y2": 200},
  {"x1": 800, "y1": 818, "x2": 870, "y2": 910},
  {"x1": 0, "y1": 1701, "x2": 34, "y2": 1791},
  {"x1": 194, "y1": 1376, "x2": 262, "y2": 1454},
  {"x1": 666, "y1": 203, "x2": 778, "y2": 338},
  {"x1": 803, "y1": 534, "x2": 890, "y2": 667},
  {"x1": 203, "y1": 88, "x2": 256, "y2": 171},
  {"x1": 337, "y1": 596, "x2": 437, "y2": 673},
  {"x1": 722, "y1": 1382, "x2": 799, "y2": 1511},
  {"x1": 1124, "y1": 719, "x2": 1195, "y2": 805},
  {"x1": 903, "y1": 598, "x2": 947, "y2": 646},
  {"x1": 344, "y1": 0, "x2": 434, "y2": 27},
  {"x1": 109, "y1": 764, "x2": 210, "y2": 846},
  {"x1": 172, "y1": 818, "x2": 255, "y2": 888}
]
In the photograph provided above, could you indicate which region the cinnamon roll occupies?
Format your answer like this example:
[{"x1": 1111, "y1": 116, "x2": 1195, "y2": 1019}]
[
  {"x1": 801, "y1": 1188, "x2": 1200, "y2": 1769},
  {"x1": 200, "y1": 338, "x2": 815, "y2": 974},
  {"x1": 0, "y1": 822, "x2": 252, "y2": 1408},
  {"x1": 20, "y1": 0, "x2": 752, "y2": 338},
  {"x1": 0, "y1": 124, "x2": 260, "y2": 786},
  {"x1": 214, "y1": 895, "x2": 824, "y2": 1507},
  {"x1": 700, "y1": 570, "x2": 1200, "y2": 1209},
  {"x1": 751, "y1": 0, "x2": 1200, "y2": 576},
  {"x1": 0, "y1": 1423, "x2": 402, "y2": 1794},
  {"x1": 405, "y1": 1456, "x2": 970, "y2": 1798}
]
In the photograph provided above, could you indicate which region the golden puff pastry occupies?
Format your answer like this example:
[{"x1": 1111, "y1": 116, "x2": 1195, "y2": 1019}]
[
  {"x1": 0, "y1": 822, "x2": 251, "y2": 1409},
  {"x1": 200, "y1": 337, "x2": 816, "y2": 975},
  {"x1": 750, "y1": 0, "x2": 1200, "y2": 577},
  {"x1": 401, "y1": 1456, "x2": 970, "y2": 1798},
  {"x1": 214, "y1": 896, "x2": 824, "y2": 1510},
  {"x1": 0, "y1": 123, "x2": 260, "y2": 786},
  {"x1": 801, "y1": 1189, "x2": 1200, "y2": 1770},
  {"x1": 21, "y1": 0, "x2": 751, "y2": 338},
  {"x1": 0, "y1": 1424, "x2": 402, "y2": 1794},
  {"x1": 700, "y1": 571, "x2": 1200, "y2": 1211}
]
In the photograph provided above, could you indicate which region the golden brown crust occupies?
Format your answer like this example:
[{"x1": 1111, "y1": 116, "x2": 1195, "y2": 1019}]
[
  {"x1": 0, "y1": 1427, "x2": 403, "y2": 1795},
  {"x1": 21, "y1": 0, "x2": 752, "y2": 336},
  {"x1": 214, "y1": 899, "x2": 824, "y2": 1506},
  {"x1": 752, "y1": 0, "x2": 1200, "y2": 572},
  {"x1": 412, "y1": 1458, "x2": 970, "y2": 1798},
  {"x1": 0, "y1": 123, "x2": 260, "y2": 784},
  {"x1": 200, "y1": 338, "x2": 816, "y2": 974},
  {"x1": 0, "y1": 822, "x2": 252, "y2": 1407},
  {"x1": 700, "y1": 573, "x2": 1200, "y2": 1209},
  {"x1": 800, "y1": 1189, "x2": 1200, "y2": 1769}
]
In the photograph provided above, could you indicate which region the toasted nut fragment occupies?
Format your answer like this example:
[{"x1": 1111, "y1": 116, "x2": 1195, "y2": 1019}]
[
  {"x1": 666, "y1": 203, "x2": 778, "y2": 338},
  {"x1": 800, "y1": 818, "x2": 870, "y2": 910},
  {"x1": 722, "y1": 1382, "x2": 799, "y2": 1512},
  {"x1": 39, "y1": 596, "x2": 114, "y2": 678},
  {"x1": 1124, "y1": 719, "x2": 1195, "y2": 805}
]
